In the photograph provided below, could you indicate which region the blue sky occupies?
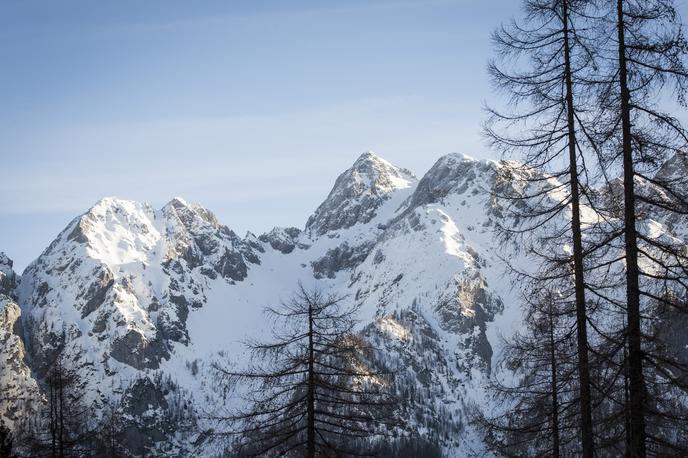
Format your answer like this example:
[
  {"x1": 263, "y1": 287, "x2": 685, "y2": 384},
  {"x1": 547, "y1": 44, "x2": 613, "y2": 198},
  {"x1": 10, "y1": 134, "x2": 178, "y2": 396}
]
[
  {"x1": 3, "y1": 0, "x2": 502, "y2": 120},
  {"x1": 0, "y1": 0, "x2": 597, "y2": 271}
]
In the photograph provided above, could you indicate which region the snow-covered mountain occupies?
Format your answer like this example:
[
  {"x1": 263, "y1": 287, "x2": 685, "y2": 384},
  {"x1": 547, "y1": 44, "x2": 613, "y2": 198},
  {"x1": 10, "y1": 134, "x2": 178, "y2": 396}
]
[
  {"x1": 0, "y1": 254, "x2": 40, "y2": 430},
  {"x1": 2, "y1": 151, "x2": 684, "y2": 455}
]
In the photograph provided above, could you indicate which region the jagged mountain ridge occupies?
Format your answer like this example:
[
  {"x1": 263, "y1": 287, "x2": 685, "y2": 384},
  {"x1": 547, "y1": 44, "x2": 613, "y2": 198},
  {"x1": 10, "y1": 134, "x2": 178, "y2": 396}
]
[
  {"x1": 0, "y1": 152, "x2": 547, "y2": 455},
  {"x1": 0, "y1": 255, "x2": 41, "y2": 430},
  {"x1": 2, "y1": 151, "x2": 684, "y2": 455}
]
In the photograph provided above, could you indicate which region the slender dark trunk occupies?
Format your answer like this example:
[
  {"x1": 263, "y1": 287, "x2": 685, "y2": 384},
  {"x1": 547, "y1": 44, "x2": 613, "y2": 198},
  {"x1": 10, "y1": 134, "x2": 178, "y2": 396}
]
[
  {"x1": 50, "y1": 379, "x2": 57, "y2": 458},
  {"x1": 58, "y1": 366, "x2": 64, "y2": 458},
  {"x1": 548, "y1": 303, "x2": 561, "y2": 458},
  {"x1": 562, "y1": 1, "x2": 594, "y2": 455},
  {"x1": 616, "y1": 1, "x2": 646, "y2": 456},
  {"x1": 307, "y1": 300, "x2": 316, "y2": 458},
  {"x1": 624, "y1": 334, "x2": 632, "y2": 457}
]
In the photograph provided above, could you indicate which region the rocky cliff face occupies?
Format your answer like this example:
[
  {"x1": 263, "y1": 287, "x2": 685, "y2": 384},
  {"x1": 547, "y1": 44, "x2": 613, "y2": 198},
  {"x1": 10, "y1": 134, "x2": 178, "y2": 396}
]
[
  {"x1": 0, "y1": 254, "x2": 16, "y2": 294},
  {"x1": 306, "y1": 151, "x2": 417, "y2": 236},
  {"x1": 2, "y1": 151, "x2": 685, "y2": 456},
  {"x1": 0, "y1": 253, "x2": 40, "y2": 429},
  {"x1": 0, "y1": 153, "x2": 538, "y2": 455},
  {"x1": 16, "y1": 197, "x2": 263, "y2": 376}
]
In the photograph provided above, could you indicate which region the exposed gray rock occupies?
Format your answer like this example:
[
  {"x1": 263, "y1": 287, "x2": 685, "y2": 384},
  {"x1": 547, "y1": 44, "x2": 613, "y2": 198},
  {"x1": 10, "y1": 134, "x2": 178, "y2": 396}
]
[
  {"x1": 23, "y1": 324, "x2": 67, "y2": 379},
  {"x1": 434, "y1": 272, "x2": 504, "y2": 375},
  {"x1": 653, "y1": 298, "x2": 688, "y2": 385},
  {"x1": 0, "y1": 253, "x2": 16, "y2": 296},
  {"x1": 0, "y1": 255, "x2": 41, "y2": 428},
  {"x1": 158, "y1": 295, "x2": 191, "y2": 344},
  {"x1": 110, "y1": 329, "x2": 169, "y2": 370},
  {"x1": 162, "y1": 198, "x2": 262, "y2": 283},
  {"x1": 122, "y1": 376, "x2": 169, "y2": 416},
  {"x1": 312, "y1": 241, "x2": 375, "y2": 279},
  {"x1": 244, "y1": 232, "x2": 266, "y2": 255},
  {"x1": 654, "y1": 150, "x2": 688, "y2": 190},
  {"x1": 117, "y1": 375, "x2": 196, "y2": 456},
  {"x1": 215, "y1": 248, "x2": 249, "y2": 281},
  {"x1": 404, "y1": 154, "x2": 495, "y2": 215},
  {"x1": 306, "y1": 152, "x2": 416, "y2": 236},
  {"x1": 259, "y1": 227, "x2": 302, "y2": 254},
  {"x1": 79, "y1": 267, "x2": 114, "y2": 318},
  {"x1": 66, "y1": 217, "x2": 91, "y2": 244}
]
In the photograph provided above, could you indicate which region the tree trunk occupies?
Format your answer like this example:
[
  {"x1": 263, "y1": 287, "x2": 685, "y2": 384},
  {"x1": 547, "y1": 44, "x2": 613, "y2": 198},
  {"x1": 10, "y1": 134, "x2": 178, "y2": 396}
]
[
  {"x1": 58, "y1": 365, "x2": 65, "y2": 458},
  {"x1": 307, "y1": 299, "x2": 316, "y2": 458},
  {"x1": 624, "y1": 335, "x2": 632, "y2": 457},
  {"x1": 548, "y1": 302, "x2": 561, "y2": 458},
  {"x1": 562, "y1": 1, "x2": 594, "y2": 455},
  {"x1": 50, "y1": 380, "x2": 57, "y2": 458},
  {"x1": 615, "y1": 1, "x2": 646, "y2": 456}
]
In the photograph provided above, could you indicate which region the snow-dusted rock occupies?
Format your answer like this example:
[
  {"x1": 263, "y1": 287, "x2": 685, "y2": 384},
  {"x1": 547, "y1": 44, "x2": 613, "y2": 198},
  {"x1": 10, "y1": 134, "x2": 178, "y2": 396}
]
[
  {"x1": 0, "y1": 253, "x2": 16, "y2": 295},
  {"x1": 306, "y1": 151, "x2": 417, "y2": 236},
  {"x1": 2, "y1": 151, "x2": 686, "y2": 456},
  {"x1": 0, "y1": 254, "x2": 40, "y2": 429},
  {"x1": 258, "y1": 226, "x2": 302, "y2": 254},
  {"x1": 16, "y1": 196, "x2": 263, "y2": 380}
]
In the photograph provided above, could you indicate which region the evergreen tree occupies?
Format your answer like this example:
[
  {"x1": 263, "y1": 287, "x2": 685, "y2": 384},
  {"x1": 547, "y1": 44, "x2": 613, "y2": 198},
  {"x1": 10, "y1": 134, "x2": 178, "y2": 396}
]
[
  {"x1": 23, "y1": 356, "x2": 94, "y2": 457},
  {"x1": 212, "y1": 284, "x2": 397, "y2": 457},
  {"x1": 485, "y1": 0, "x2": 600, "y2": 454},
  {"x1": 93, "y1": 402, "x2": 127, "y2": 458},
  {"x1": 0, "y1": 420, "x2": 14, "y2": 458},
  {"x1": 478, "y1": 289, "x2": 581, "y2": 457},
  {"x1": 588, "y1": 1, "x2": 688, "y2": 455}
]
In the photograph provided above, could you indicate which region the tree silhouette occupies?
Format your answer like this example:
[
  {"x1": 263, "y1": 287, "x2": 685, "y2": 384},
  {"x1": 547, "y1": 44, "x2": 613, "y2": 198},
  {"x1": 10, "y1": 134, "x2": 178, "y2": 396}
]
[
  {"x1": 0, "y1": 420, "x2": 15, "y2": 458},
  {"x1": 478, "y1": 288, "x2": 583, "y2": 457},
  {"x1": 213, "y1": 284, "x2": 398, "y2": 457},
  {"x1": 587, "y1": 0, "x2": 688, "y2": 455},
  {"x1": 22, "y1": 356, "x2": 94, "y2": 457},
  {"x1": 485, "y1": 0, "x2": 601, "y2": 454}
]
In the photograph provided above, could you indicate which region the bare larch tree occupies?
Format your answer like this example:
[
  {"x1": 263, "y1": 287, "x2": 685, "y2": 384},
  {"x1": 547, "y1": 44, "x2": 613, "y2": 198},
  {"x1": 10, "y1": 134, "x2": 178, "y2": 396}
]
[
  {"x1": 213, "y1": 284, "x2": 397, "y2": 457},
  {"x1": 588, "y1": 0, "x2": 688, "y2": 455},
  {"x1": 485, "y1": 0, "x2": 601, "y2": 454}
]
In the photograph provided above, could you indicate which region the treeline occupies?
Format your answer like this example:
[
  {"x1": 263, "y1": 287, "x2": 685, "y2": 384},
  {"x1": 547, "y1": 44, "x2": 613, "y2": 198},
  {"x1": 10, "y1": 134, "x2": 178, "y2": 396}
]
[
  {"x1": 2, "y1": 357, "x2": 123, "y2": 457},
  {"x1": 2, "y1": 359, "x2": 196, "y2": 458},
  {"x1": 209, "y1": 284, "x2": 408, "y2": 457},
  {"x1": 2, "y1": 285, "x2": 440, "y2": 458},
  {"x1": 480, "y1": 0, "x2": 688, "y2": 457}
]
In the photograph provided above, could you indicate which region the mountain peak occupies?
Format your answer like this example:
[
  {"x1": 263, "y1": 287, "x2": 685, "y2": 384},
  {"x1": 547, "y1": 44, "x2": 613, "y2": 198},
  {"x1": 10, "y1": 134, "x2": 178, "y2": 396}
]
[
  {"x1": 0, "y1": 253, "x2": 15, "y2": 295},
  {"x1": 352, "y1": 150, "x2": 382, "y2": 165},
  {"x1": 163, "y1": 197, "x2": 220, "y2": 229},
  {"x1": 306, "y1": 152, "x2": 417, "y2": 235},
  {"x1": 0, "y1": 252, "x2": 11, "y2": 271},
  {"x1": 655, "y1": 150, "x2": 688, "y2": 184},
  {"x1": 58, "y1": 197, "x2": 156, "y2": 247},
  {"x1": 166, "y1": 196, "x2": 191, "y2": 209},
  {"x1": 81, "y1": 197, "x2": 157, "y2": 229},
  {"x1": 402, "y1": 152, "x2": 499, "y2": 212},
  {"x1": 90, "y1": 196, "x2": 145, "y2": 211},
  {"x1": 349, "y1": 151, "x2": 415, "y2": 189}
]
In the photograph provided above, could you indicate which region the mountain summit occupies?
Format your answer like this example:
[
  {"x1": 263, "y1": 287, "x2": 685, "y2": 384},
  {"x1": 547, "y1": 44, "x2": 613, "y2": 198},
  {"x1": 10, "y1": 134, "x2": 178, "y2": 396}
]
[
  {"x1": 306, "y1": 151, "x2": 417, "y2": 235},
  {"x1": 1, "y1": 151, "x2": 685, "y2": 456}
]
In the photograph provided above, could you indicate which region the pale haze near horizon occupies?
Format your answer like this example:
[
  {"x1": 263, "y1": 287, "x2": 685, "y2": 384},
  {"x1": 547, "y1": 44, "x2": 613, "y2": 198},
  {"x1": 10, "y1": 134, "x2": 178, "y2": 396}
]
[{"x1": 0, "y1": 0, "x2": 559, "y2": 271}]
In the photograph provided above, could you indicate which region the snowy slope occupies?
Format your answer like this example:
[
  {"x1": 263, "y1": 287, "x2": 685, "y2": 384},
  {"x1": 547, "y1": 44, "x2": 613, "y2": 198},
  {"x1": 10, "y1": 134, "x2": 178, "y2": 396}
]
[
  {"x1": 0, "y1": 254, "x2": 38, "y2": 429},
  {"x1": 0, "y1": 152, "x2": 529, "y2": 455},
  {"x1": 3, "y1": 151, "x2": 685, "y2": 455}
]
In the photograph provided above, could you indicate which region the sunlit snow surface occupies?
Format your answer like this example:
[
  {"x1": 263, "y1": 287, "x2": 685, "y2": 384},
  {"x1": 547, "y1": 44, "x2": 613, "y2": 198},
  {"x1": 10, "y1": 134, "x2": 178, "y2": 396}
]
[{"x1": 10, "y1": 151, "x2": 681, "y2": 455}]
